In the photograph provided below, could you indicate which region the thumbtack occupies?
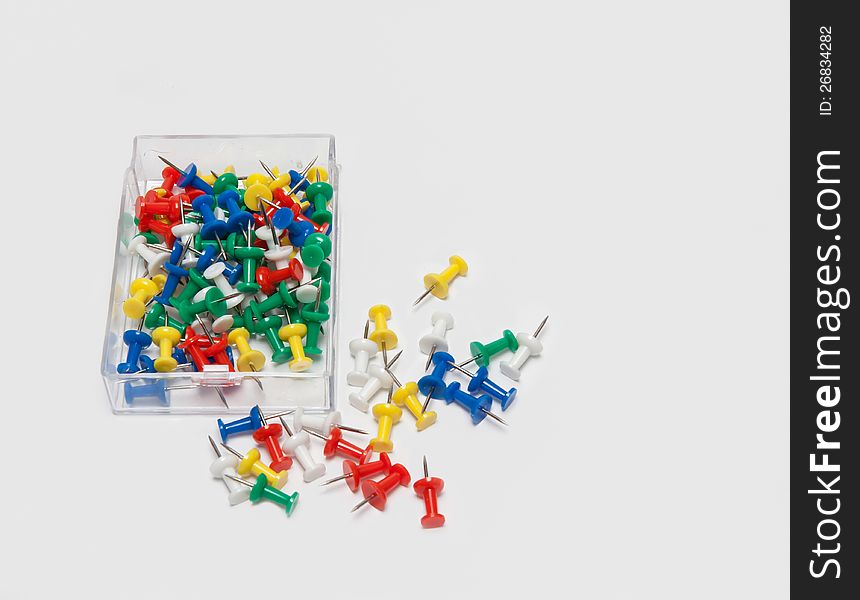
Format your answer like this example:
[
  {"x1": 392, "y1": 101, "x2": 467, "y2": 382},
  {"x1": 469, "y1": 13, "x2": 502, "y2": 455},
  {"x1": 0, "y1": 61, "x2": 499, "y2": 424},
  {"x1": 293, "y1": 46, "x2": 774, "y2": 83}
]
[
  {"x1": 413, "y1": 456, "x2": 445, "y2": 528},
  {"x1": 443, "y1": 382, "x2": 509, "y2": 426},
  {"x1": 221, "y1": 444, "x2": 289, "y2": 489},
  {"x1": 279, "y1": 417, "x2": 326, "y2": 482},
  {"x1": 348, "y1": 352, "x2": 401, "y2": 412},
  {"x1": 305, "y1": 427, "x2": 373, "y2": 463},
  {"x1": 208, "y1": 435, "x2": 251, "y2": 505},
  {"x1": 368, "y1": 304, "x2": 398, "y2": 366},
  {"x1": 293, "y1": 407, "x2": 368, "y2": 436},
  {"x1": 225, "y1": 473, "x2": 299, "y2": 516},
  {"x1": 348, "y1": 321, "x2": 378, "y2": 387},
  {"x1": 500, "y1": 316, "x2": 548, "y2": 380},
  {"x1": 461, "y1": 328, "x2": 519, "y2": 368},
  {"x1": 351, "y1": 463, "x2": 411, "y2": 513},
  {"x1": 321, "y1": 453, "x2": 391, "y2": 491},
  {"x1": 419, "y1": 311, "x2": 454, "y2": 371},
  {"x1": 413, "y1": 255, "x2": 468, "y2": 306},
  {"x1": 158, "y1": 156, "x2": 214, "y2": 195},
  {"x1": 447, "y1": 363, "x2": 518, "y2": 411}
]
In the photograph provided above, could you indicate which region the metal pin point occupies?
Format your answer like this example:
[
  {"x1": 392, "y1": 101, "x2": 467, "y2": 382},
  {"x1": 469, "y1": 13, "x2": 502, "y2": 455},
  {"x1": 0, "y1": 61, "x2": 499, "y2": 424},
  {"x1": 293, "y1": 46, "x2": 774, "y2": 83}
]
[
  {"x1": 423, "y1": 455, "x2": 429, "y2": 479},
  {"x1": 457, "y1": 355, "x2": 480, "y2": 369},
  {"x1": 258, "y1": 198, "x2": 280, "y2": 247},
  {"x1": 221, "y1": 443, "x2": 244, "y2": 459},
  {"x1": 320, "y1": 473, "x2": 351, "y2": 486},
  {"x1": 381, "y1": 341, "x2": 389, "y2": 367},
  {"x1": 304, "y1": 428, "x2": 328, "y2": 442},
  {"x1": 313, "y1": 280, "x2": 322, "y2": 312},
  {"x1": 446, "y1": 361, "x2": 476, "y2": 378},
  {"x1": 158, "y1": 156, "x2": 186, "y2": 176},
  {"x1": 225, "y1": 473, "x2": 255, "y2": 489},
  {"x1": 215, "y1": 387, "x2": 229, "y2": 408},
  {"x1": 384, "y1": 367, "x2": 402, "y2": 390},
  {"x1": 424, "y1": 345, "x2": 436, "y2": 371},
  {"x1": 421, "y1": 387, "x2": 434, "y2": 414},
  {"x1": 385, "y1": 350, "x2": 403, "y2": 369},
  {"x1": 211, "y1": 291, "x2": 245, "y2": 304},
  {"x1": 480, "y1": 407, "x2": 508, "y2": 426},
  {"x1": 278, "y1": 416, "x2": 293, "y2": 437},
  {"x1": 533, "y1": 315, "x2": 549, "y2": 338},
  {"x1": 412, "y1": 283, "x2": 437, "y2": 307},
  {"x1": 337, "y1": 424, "x2": 369, "y2": 435},
  {"x1": 259, "y1": 160, "x2": 276, "y2": 180},
  {"x1": 363, "y1": 320, "x2": 370, "y2": 339},
  {"x1": 351, "y1": 493, "x2": 378, "y2": 513},
  {"x1": 247, "y1": 363, "x2": 264, "y2": 391},
  {"x1": 209, "y1": 435, "x2": 222, "y2": 457}
]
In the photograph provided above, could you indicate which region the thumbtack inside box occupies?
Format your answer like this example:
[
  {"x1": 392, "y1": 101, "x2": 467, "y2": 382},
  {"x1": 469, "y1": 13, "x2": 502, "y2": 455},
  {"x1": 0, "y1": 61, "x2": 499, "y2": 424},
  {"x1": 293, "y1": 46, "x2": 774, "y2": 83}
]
[{"x1": 100, "y1": 135, "x2": 340, "y2": 414}]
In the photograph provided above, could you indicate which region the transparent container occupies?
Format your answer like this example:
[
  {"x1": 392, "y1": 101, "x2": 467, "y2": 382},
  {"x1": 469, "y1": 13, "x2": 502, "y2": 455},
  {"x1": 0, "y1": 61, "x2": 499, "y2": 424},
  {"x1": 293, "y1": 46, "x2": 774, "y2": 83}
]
[{"x1": 100, "y1": 135, "x2": 339, "y2": 415}]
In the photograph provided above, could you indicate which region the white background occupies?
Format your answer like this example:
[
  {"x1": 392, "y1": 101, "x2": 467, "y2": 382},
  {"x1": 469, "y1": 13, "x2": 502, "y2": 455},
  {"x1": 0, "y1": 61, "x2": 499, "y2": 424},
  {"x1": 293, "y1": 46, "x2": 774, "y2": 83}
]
[{"x1": 0, "y1": 1, "x2": 788, "y2": 598}]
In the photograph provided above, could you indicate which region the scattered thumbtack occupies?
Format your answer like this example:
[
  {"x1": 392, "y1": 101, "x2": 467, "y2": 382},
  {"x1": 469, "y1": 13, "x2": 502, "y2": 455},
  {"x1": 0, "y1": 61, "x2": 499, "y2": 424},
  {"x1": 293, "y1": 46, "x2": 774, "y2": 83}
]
[
  {"x1": 420, "y1": 311, "x2": 454, "y2": 371},
  {"x1": 500, "y1": 316, "x2": 548, "y2": 380},
  {"x1": 413, "y1": 255, "x2": 468, "y2": 306},
  {"x1": 225, "y1": 473, "x2": 299, "y2": 516},
  {"x1": 413, "y1": 456, "x2": 445, "y2": 529}
]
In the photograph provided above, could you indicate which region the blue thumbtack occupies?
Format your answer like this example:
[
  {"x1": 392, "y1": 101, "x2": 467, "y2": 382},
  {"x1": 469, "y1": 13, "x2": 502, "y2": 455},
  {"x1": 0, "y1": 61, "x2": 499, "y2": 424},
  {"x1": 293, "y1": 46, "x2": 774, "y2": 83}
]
[
  {"x1": 124, "y1": 379, "x2": 169, "y2": 407},
  {"x1": 417, "y1": 351, "x2": 455, "y2": 400},
  {"x1": 117, "y1": 328, "x2": 152, "y2": 374},
  {"x1": 158, "y1": 156, "x2": 214, "y2": 195},
  {"x1": 447, "y1": 362, "x2": 517, "y2": 411},
  {"x1": 192, "y1": 195, "x2": 230, "y2": 240},
  {"x1": 219, "y1": 188, "x2": 253, "y2": 234},
  {"x1": 443, "y1": 382, "x2": 508, "y2": 426},
  {"x1": 272, "y1": 208, "x2": 313, "y2": 247},
  {"x1": 155, "y1": 240, "x2": 189, "y2": 305}
]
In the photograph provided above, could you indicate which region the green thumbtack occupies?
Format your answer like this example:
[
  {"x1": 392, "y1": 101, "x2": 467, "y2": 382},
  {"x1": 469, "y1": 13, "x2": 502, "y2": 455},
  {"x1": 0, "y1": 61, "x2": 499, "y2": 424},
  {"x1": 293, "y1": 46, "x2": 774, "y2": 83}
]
[
  {"x1": 212, "y1": 172, "x2": 240, "y2": 195},
  {"x1": 316, "y1": 260, "x2": 332, "y2": 283},
  {"x1": 198, "y1": 232, "x2": 245, "y2": 259},
  {"x1": 252, "y1": 314, "x2": 292, "y2": 363},
  {"x1": 249, "y1": 282, "x2": 297, "y2": 320},
  {"x1": 234, "y1": 244, "x2": 264, "y2": 294},
  {"x1": 144, "y1": 303, "x2": 186, "y2": 333},
  {"x1": 170, "y1": 268, "x2": 210, "y2": 308},
  {"x1": 299, "y1": 233, "x2": 332, "y2": 268},
  {"x1": 305, "y1": 181, "x2": 333, "y2": 225},
  {"x1": 226, "y1": 473, "x2": 299, "y2": 516},
  {"x1": 177, "y1": 287, "x2": 226, "y2": 324},
  {"x1": 466, "y1": 329, "x2": 519, "y2": 368},
  {"x1": 300, "y1": 299, "x2": 329, "y2": 357}
]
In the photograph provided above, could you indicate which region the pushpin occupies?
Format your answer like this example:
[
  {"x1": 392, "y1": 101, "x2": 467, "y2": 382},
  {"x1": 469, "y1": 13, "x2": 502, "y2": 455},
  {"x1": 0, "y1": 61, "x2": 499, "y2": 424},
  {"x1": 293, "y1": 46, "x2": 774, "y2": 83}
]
[
  {"x1": 208, "y1": 436, "x2": 251, "y2": 505},
  {"x1": 128, "y1": 236, "x2": 170, "y2": 276},
  {"x1": 462, "y1": 329, "x2": 519, "y2": 368},
  {"x1": 320, "y1": 453, "x2": 392, "y2": 491},
  {"x1": 154, "y1": 239, "x2": 191, "y2": 305},
  {"x1": 278, "y1": 308, "x2": 312, "y2": 372},
  {"x1": 250, "y1": 313, "x2": 292, "y2": 364},
  {"x1": 234, "y1": 238, "x2": 265, "y2": 295},
  {"x1": 252, "y1": 416, "x2": 294, "y2": 473},
  {"x1": 305, "y1": 427, "x2": 372, "y2": 463},
  {"x1": 293, "y1": 407, "x2": 368, "y2": 436},
  {"x1": 304, "y1": 181, "x2": 334, "y2": 225},
  {"x1": 225, "y1": 473, "x2": 299, "y2": 516},
  {"x1": 413, "y1": 255, "x2": 468, "y2": 306},
  {"x1": 388, "y1": 370, "x2": 438, "y2": 431},
  {"x1": 443, "y1": 381, "x2": 509, "y2": 426},
  {"x1": 500, "y1": 316, "x2": 548, "y2": 380},
  {"x1": 419, "y1": 311, "x2": 454, "y2": 370},
  {"x1": 217, "y1": 405, "x2": 293, "y2": 443},
  {"x1": 221, "y1": 444, "x2": 289, "y2": 489},
  {"x1": 300, "y1": 292, "x2": 328, "y2": 357},
  {"x1": 417, "y1": 351, "x2": 455, "y2": 402},
  {"x1": 123, "y1": 379, "x2": 169, "y2": 406},
  {"x1": 413, "y1": 456, "x2": 445, "y2": 529},
  {"x1": 227, "y1": 327, "x2": 266, "y2": 372},
  {"x1": 279, "y1": 417, "x2": 326, "y2": 482},
  {"x1": 203, "y1": 262, "x2": 244, "y2": 309},
  {"x1": 368, "y1": 304, "x2": 398, "y2": 365},
  {"x1": 370, "y1": 395, "x2": 402, "y2": 453},
  {"x1": 348, "y1": 352, "x2": 401, "y2": 412},
  {"x1": 117, "y1": 326, "x2": 152, "y2": 374},
  {"x1": 351, "y1": 463, "x2": 411, "y2": 512},
  {"x1": 348, "y1": 321, "x2": 378, "y2": 386},
  {"x1": 151, "y1": 322, "x2": 182, "y2": 372},
  {"x1": 447, "y1": 363, "x2": 517, "y2": 411},
  {"x1": 123, "y1": 274, "x2": 165, "y2": 319},
  {"x1": 158, "y1": 156, "x2": 214, "y2": 195},
  {"x1": 176, "y1": 285, "x2": 226, "y2": 324},
  {"x1": 157, "y1": 166, "x2": 181, "y2": 195}
]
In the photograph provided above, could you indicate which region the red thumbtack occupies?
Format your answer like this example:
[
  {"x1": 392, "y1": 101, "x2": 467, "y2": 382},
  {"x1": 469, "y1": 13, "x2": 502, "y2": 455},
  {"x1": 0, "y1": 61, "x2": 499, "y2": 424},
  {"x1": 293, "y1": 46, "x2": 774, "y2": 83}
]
[
  {"x1": 252, "y1": 419, "x2": 294, "y2": 473},
  {"x1": 413, "y1": 456, "x2": 445, "y2": 529},
  {"x1": 320, "y1": 453, "x2": 391, "y2": 492},
  {"x1": 305, "y1": 427, "x2": 372, "y2": 463},
  {"x1": 351, "y1": 463, "x2": 410, "y2": 512}
]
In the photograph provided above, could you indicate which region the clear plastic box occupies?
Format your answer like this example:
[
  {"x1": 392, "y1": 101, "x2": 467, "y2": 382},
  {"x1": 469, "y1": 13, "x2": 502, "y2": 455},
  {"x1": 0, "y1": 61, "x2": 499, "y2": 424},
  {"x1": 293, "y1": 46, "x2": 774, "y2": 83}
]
[{"x1": 100, "y1": 135, "x2": 339, "y2": 415}]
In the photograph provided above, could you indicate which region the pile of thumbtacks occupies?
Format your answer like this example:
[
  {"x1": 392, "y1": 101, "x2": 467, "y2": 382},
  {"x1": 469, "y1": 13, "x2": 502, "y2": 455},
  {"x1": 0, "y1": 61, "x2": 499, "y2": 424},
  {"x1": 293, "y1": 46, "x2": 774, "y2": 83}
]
[{"x1": 116, "y1": 154, "x2": 547, "y2": 528}]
